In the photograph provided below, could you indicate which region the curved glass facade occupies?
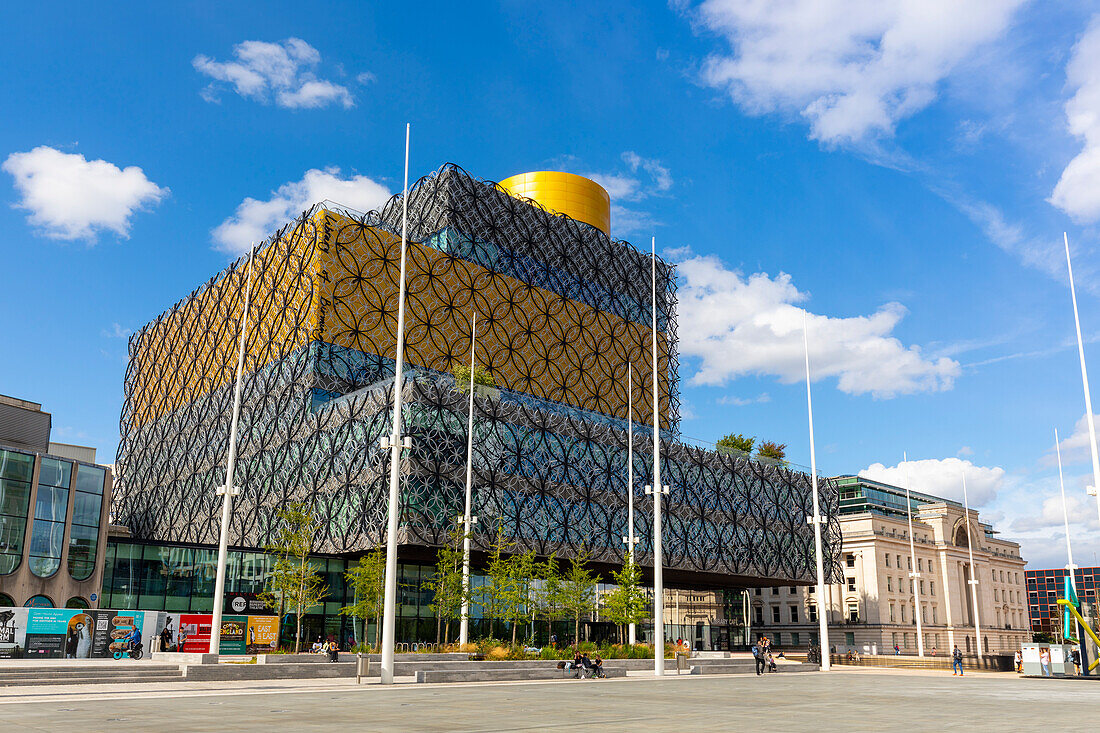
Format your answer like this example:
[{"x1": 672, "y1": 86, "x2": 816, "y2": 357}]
[
  {"x1": 29, "y1": 457, "x2": 71, "y2": 577},
  {"x1": 67, "y1": 465, "x2": 104, "y2": 580},
  {"x1": 0, "y1": 449, "x2": 34, "y2": 575}
]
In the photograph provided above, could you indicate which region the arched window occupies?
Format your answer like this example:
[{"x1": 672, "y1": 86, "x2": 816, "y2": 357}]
[
  {"x1": 23, "y1": 594, "x2": 54, "y2": 608},
  {"x1": 0, "y1": 449, "x2": 36, "y2": 575},
  {"x1": 0, "y1": 592, "x2": 14, "y2": 606},
  {"x1": 954, "y1": 523, "x2": 969, "y2": 548},
  {"x1": 68, "y1": 465, "x2": 105, "y2": 581},
  {"x1": 29, "y1": 457, "x2": 72, "y2": 578}
]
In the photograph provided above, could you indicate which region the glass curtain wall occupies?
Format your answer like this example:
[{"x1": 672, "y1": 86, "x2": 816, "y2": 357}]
[
  {"x1": 0, "y1": 449, "x2": 35, "y2": 575},
  {"x1": 29, "y1": 457, "x2": 71, "y2": 577},
  {"x1": 68, "y1": 465, "x2": 105, "y2": 580}
]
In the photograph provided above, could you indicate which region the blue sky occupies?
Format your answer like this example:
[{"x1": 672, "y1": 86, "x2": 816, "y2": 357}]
[{"x1": 3, "y1": 1, "x2": 1100, "y2": 568}]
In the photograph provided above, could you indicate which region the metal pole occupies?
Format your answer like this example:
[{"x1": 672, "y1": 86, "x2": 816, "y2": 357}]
[
  {"x1": 210, "y1": 242, "x2": 255, "y2": 654},
  {"x1": 380, "y1": 123, "x2": 411, "y2": 685},
  {"x1": 802, "y1": 315, "x2": 830, "y2": 670},
  {"x1": 650, "y1": 237, "x2": 665, "y2": 676},
  {"x1": 626, "y1": 363, "x2": 637, "y2": 645},
  {"x1": 961, "y1": 474, "x2": 982, "y2": 657},
  {"x1": 903, "y1": 452, "x2": 925, "y2": 657},
  {"x1": 1065, "y1": 233, "x2": 1100, "y2": 524},
  {"x1": 459, "y1": 312, "x2": 477, "y2": 648},
  {"x1": 1056, "y1": 427, "x2": 1086, "y2": 669}
]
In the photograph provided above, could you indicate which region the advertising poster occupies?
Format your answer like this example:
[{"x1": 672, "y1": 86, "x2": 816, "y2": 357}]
[
  {"x1": 25, "y1": 609, "x2": 80, "y2": 658},
  {"x1": 224, "y1": 593, "x2": 274, "y2": 615},
  {"x1": 219, "y1": 615, "x2": 247, "y2": 655},
  {"x1": 105, "y1": 612, "x2": 143, "y2": 657},
  {"x1": 0, "y1": 608, "x2": 29, "y2": 659},
  {"x1": 178, "y1": 613, "x2": 212, "y2": 653},
  {"x1": 246, "y1": 616, "x2": 279, "y2": 654}
]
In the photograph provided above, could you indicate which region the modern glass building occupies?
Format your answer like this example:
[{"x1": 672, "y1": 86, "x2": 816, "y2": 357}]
[
  {"x1": 0, "y1": 395, "x2": 113, "y2": 609},
  {"x1": 1026, "y1": 566, "x2": 1100, "y2": 637},
  {"x1": 107, "y1": 165, "x2": 842, "y2": 647}
]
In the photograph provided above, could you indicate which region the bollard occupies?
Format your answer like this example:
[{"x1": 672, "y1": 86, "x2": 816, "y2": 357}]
[{"x1": 357, "y1": 652, "x2": 367, "y2": 684}]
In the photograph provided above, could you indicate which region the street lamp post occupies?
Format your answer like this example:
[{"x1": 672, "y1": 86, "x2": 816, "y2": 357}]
[
  {"x1": 802, "y1": 314, "x2": 830, "y2": 670},
  {"x1": 960, "y1": 473, "x2": 983, "y2": 657},
  {"x1": 903, "y1": 452, "x2": 925, "y2": 657},
  {"x1": 623, "y1": 364, "x2": 639, "y2": 645},
  {"x1": 209, "y1": 242, "x2": 255, "y2": 654},
  {"x1": 459, "y1": 312, "x2": 478, "y2": 648},
  {"x1": 1064, "y1": 233, "x2": 1100, "y2": 523},
  {"x1": 380, "y1": 124, "x2": 412, "y2": 685},
  {"x1": 646, "y1": 238, "x2": 667, "y2": 676}
]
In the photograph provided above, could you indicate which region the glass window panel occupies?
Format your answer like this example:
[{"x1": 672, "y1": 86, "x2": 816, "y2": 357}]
[
  {"x1": 28, "y1": 555, "x2": 60, "y2": 577},
  {"x1": 29, "y1": 519, "x2": 64, "y2": 558},
  {"x1": 67, "y1": 524, "x2": 98, "y2": 580},
  {"x1": 74, "y1": 465, "x2": 106, "y2": 494},
  {"x1": 0, "y1": 553, "x2": 18, "y2": 575},
  {"x1": 0, "y1": 478, "x2": 31, "y2": 517},
  {"x1": 38, "y1": 458, "x2": 72, "y2": 488},
  {"x1": 0, "y1": 515, "x2": 27, "y2": 559},
  {"x1": 34, "y1": 486, "x2": 69, "y2": 522},
  {"x1": 0, "y1": 450, "x2": 34, "y2": 483},
  {"x1": 72, "y1": 491, "x2": 102, "y2": 527}
]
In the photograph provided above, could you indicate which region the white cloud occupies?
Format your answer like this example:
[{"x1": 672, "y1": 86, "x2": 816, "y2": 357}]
[
  {"x1": 213, "y1": 168, "x2": 391, "y2": 254},
  {"x1": 1050, "y1": 16, "x2": 1100, "y2": 223},
  {"x1": 675, "y1": 251, "x2": 959, "y2": 397},
  {"x1": 692, "y1": 0, "x2": 1025, "y2": 145},
  {"x1": 1010, "y1": 490, "x2": 1096, "y2": 532},
  {"x1": 716, "y1": 393, "x2": 770, "y2": 406},
  {"x1": 583, "y1": 151, "x2": 673, "y2": 237},
  {"x1": 194, "y1": 38, "x2": 354, "y2": 110},
  {"x1": 2, "y1": 146, "x2": 167, "y2": 241},
  {"x1": 957, "y1": 446, "x2": 974, "y2": 457},
  {"x1": 102, "y1": 323, "x2": 131, "y2": 340},
  {"x1": 859, "y1": 457, "x2": 1005, "y2": 506},
  {"x1": 1046, "y1": 413, "x2": 1100, "y2": 468}
]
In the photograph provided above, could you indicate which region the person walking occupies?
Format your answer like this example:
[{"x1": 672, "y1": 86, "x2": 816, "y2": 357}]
[
  {"x1": 1013, "y1": 649, "x2": 1022, "y2": 673},
  {"x1": 1040, "y1": 647, "x2": 1051, "y2": 677},
  {"x1": 894, "y1": 643, "x2": 900, "y2": 656},
  {"x1": 952, "y1": 645, "x2": 964, "y2": 676},
  {"x1": 752, "y1": 642, "x2": 765, "y2": 675},
  {"x1": 1071, "y1": 647, "x2": 1081, "y2": 676}
]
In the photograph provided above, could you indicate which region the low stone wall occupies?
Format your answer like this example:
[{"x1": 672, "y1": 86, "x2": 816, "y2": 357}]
[
  {"x1": 415, "y1": 667, "x2": 628, "y2": 683},
  {"x1": 829, "y1": 654, "x2": 1013, "y2": 672}
]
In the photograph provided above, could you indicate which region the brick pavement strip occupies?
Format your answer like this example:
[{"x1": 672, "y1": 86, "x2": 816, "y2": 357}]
[{"x1": 0, "y1": 670, "x2": 1097, "y2": 732}]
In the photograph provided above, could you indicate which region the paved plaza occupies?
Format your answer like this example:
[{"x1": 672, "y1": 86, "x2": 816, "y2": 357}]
[{"x1": 0, "y1": 668, "x2": 1096, "y2": 732}]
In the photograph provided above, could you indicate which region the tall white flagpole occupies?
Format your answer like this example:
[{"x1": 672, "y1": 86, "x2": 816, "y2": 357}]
[
  {"x1": 649, "y1": 237, "x2": 666, "y2": 675},
  {"x1": 961, "y1": 473, "x2": 983, "y2": 656},
  {"x1": 1065, "y1": 232, "x2": 1100, "y2": 524},
  {"x1": 903, "y1": 452, "x2": 925, "y2": 657},
  {"x1": 210, "y1": 242, "x2": 255, "y2": 654},
  {"x1": 802, "y1": 313, "x2": 830, "y2": 670},
  {"x1": 459, "y1": 312, "x2": 477, "y2": 647},
  {"x1": 380, "y1": 123, "x2": 411, "y2": 684},
  {"x1": 625, "y1": 363, "x2": 637, "y2": 646},
  {"x1": 1055, "y1": 428, "x2": 1082, "y2": 640}
]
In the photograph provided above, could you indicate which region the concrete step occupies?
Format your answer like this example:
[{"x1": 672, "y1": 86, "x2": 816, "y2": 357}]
[
  {"x1": 0, "y1": 665, "x2": 181, "y2": 678},
  {"x1": 415, "y1": 667, "x2": 627, "y2": 683},
  {"x1": 0, "y1": 673, "x2": 184, "y2": 687}
]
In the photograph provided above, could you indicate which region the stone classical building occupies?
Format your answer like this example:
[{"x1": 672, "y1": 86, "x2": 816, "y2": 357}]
[{"x1": 750, "y1": 475, "x2": 1029, "y2": 655}]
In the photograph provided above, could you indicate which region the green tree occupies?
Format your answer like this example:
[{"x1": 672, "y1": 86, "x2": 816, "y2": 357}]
[
  {"x1": 423, "y1": 523, "x2": 467, "y2": 645},
  {"x1": 259, "y1": 504, "x2": 329, "y2": 653},
  {"x1": 756, "y1": 440, "x2": 787, "y2": 462},
  {"x1": 452, "y1": 362, "x2": 495, "y2": 390},
  {"x1": 716, "y1": 433, "x2": 755, "y2": 455},
  {"x1": 534, "y1": 554, "x2": 565, "y2": 645},
  {"x1": 340, "y1": 549, "x2": 386, "y2": 649},
  {"x1": 504, "y1": 549, "x2": 537, "y2": 646},
  {"x1": 601, "y1": 556, "x2": 647, "y2": 644},
  {"x1": 560, "y1": 551, "x2": 598, "y2": 646},
  {"x1": 477, "y1": 529, "x2": 513, "y2": 639}
]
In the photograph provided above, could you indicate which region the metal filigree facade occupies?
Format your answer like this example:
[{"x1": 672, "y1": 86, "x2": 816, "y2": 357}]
[{"x1": 114, "y1": 164, "x2": 842, "y2": 586}]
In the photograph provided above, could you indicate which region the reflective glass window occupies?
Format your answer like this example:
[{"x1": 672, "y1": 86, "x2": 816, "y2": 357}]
[
  {"x1": 29, "y1": 456, "x2": 70, "y2": 578},
  {"x1": 0, "y1": 450, "x2": 34, "y2": 574},
  {"x1": 38, "y1": 458, "x2": 71, "y2": 488},
  {"x1": 67, "y1": 465, "x2": 104, "y2": 581}
]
